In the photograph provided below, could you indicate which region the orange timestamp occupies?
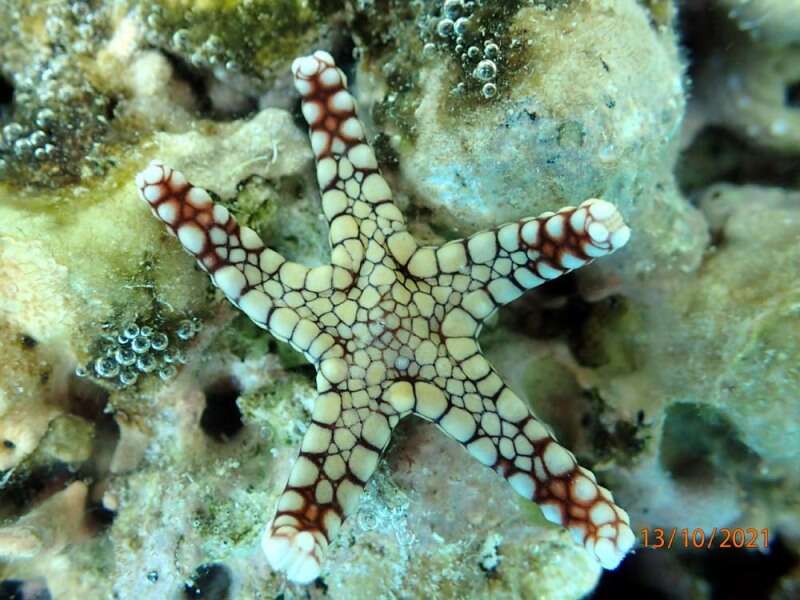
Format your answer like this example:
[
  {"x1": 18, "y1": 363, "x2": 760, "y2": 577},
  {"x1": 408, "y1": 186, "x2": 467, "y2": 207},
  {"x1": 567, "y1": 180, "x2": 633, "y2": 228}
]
[{"x1": 640, "y1": 527, "x2": 770, "y2": 550}]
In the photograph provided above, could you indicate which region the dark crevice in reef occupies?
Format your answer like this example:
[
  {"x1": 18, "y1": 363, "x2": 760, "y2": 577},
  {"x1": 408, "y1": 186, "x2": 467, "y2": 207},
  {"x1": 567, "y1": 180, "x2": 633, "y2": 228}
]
[
  {"x1": 158, "y1": 50, "x2": 257, "y2": 121},
  {"x1": 160, "y1": 49, "x2": 213, "y2": 115},
  {"x1": 593, "y1": 536, "x2": 798, "y2": 600},
  {"x1": 786, "y1": 80, "x2": 800, "y2": 108},
  {"x1": 660, "y1": 403, "x2": 761, "y2": 489},
  {"x1": 183, "y1": 563, "x2": 232, "y2": 600},
  {"x1": 0, "y1": 73, "x2": 12, "y2": 122},
  {"x1": 684, "y1": 535, "x2": 797, "y2": 600},
  {"x1": 0, "y1": 462, "x2": 75, "y2": 516},
  {"x1": 677, "y1": 2, "x2": 718, "y2": 82},
  {"x1": 0, "y1": 578, "x2": 52, "y2": 600},
  {"x1": 200, "y1": 378, "x2": 244, "y2": 442},
  {"x1": 677, "y1": 126, "x2": 800, "y2": 194}
]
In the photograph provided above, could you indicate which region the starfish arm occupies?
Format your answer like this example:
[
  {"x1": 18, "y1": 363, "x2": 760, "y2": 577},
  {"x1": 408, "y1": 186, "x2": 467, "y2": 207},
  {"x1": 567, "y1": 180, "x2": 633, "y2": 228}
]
[
  {"x1": 406, "y1": 199, "x2": 631, "y2": 316},
  {"x1": 263, "y1": 389, "x2": 399, "y2": 584},
  {"x1": 136, "y1": 161, "x2": 349, "y2": 351},
  {"x1": 421, "y1": 353, "x2": 635, "y2": 570},
  {"x1": 292, "y1": 51, "x2": 409, "y2": 273}
]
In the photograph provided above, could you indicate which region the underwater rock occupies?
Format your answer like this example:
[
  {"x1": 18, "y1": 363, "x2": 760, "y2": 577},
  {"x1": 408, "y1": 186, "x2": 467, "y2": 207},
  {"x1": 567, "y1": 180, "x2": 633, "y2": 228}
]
[
  {"x1": 136, "y1": 0, "x2": 344, "y2": 96},
  {"x1": 715, "y1": 0, "x2": 800, "y2": 46},
  {"x1": 571, "y1": 183, "x2": 800, "y2": 541},
  {"x1": 0, "y1": 0, "x2": 117, "y2": 187},
  {"x1": 696, "y1": 37, "x2": 800, "y2": 154},
  {"x1": 354, "y1": 0, "x2": 685, "y2": 233}
]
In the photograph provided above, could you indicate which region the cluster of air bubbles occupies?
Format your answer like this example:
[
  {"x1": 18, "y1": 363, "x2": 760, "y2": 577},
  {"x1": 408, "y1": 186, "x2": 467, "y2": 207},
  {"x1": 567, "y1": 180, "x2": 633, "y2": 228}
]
[
  {"x1": 0, "y1": 1, "x2": 112, "y2": 186},
  {"x1": 142, "y1": 6, "x2": 242, "y2": 75},
  {"x1": 76, "y1": 318, "x2": 203, "y2": 388},
  {"x1": 424, "y1": 0, "x2": 502, "y2": 100}
]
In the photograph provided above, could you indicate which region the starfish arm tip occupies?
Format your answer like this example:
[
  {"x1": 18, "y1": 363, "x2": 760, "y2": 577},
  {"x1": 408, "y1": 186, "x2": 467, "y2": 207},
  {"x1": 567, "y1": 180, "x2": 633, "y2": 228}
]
[
  {"x1": 575, "y1": 198, "x2": 632, "y2": 256},
  {"x1": 262, "y1": 527, "x2": 323, "y2": 584}
]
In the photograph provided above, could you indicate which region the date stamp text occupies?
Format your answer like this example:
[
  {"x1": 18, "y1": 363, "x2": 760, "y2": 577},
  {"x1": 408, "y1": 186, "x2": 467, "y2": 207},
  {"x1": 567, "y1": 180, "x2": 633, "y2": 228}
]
[{"x1": 640, "y1": 528, "x2": 769, "y2": 550}]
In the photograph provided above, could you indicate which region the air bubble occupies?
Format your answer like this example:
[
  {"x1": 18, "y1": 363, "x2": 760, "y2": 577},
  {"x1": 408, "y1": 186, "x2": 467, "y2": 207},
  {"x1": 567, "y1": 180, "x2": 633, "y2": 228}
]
[
  {"x1": 443, "y1": 0, "x2": 463, "y2": 19},
  {"x1": 151, "y1": 333, "x2": 169, "y2": 351},
  {"x1": 123, "y1": 323, "x2": 140, "y2": 338},
  {"x1": 482, "y1": 82, "x2": 497, "y2": 99},
  {"x1": 2, "y1": 124, "x2": 23, "y2": 144},
  {"x1": 95, "y1": 356, "x2": 119, "y2": 378},
  {"x1": 136, "y1": 354, "x2": 157, "y2": 373},
  {"x1": 115, "y1": 348, "x2": 136, "y2": 366},
  {"x1": 29, "y1": 131, "x2": 47, "y2": 147},
  {"x1": 119, "y1": 368, "x2": 138, "y2": 386},
  {"x1": 454, "y1": 17, "x2": 469, "y2": 35},
  {"x1": 474, "y1": 59, "x2": 497, "y2": 81},
  {"x1": 131, "y1": 336, "x2": 151, "y2": 354},
  {"x1": 177, "y1": 319, "x2": 194, "y2": 340},
  {"x1": 436, "y1": 18, "x2": 455, "y2": 38},
  {"x1": 484, "y1": 42, "x2": 500, "y2": 59},
  {"x1": 172, "y1": 29, "x2": 190, "y2": 51}
]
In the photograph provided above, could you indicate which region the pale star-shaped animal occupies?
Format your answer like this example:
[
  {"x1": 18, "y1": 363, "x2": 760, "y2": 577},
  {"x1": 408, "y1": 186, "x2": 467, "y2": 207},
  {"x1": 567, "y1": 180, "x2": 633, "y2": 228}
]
[{"x1": 136, "y1": 50, "x2": 635, "y2": 584}]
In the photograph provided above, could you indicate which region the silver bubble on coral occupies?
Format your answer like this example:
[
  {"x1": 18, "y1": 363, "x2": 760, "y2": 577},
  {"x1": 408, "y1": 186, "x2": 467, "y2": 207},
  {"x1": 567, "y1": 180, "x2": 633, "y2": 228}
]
[
  {"x1": 436, "y1": 18, "x2": 455, "y2": 38},
  {"x1": 131, "y1": 336, "x2": 151, "y2": 354},
  {"x1": 95, "y1": 356, "x2": 119, "y2": 378},
  {"x1": 115, "y1": 348, "x2": 136, "y2": 366},
  {"x1": 444, "y1": 0, "x2": 462, "y2": 19},
  {"x1": 177, "y1": 319, "x2": 195, "y2": 340},
  {"x1": 151, "y1": 333, "x2": 169, "y2": 351},
  {"x1": 119, "y1": 368, "x2": 138, "y2": 386},
  {"x1": 474, "y1": 59, "x2": 497, "y2": 81},
  {"x1": 136, "y1": 354, "x2": 157, "y2": 373}
]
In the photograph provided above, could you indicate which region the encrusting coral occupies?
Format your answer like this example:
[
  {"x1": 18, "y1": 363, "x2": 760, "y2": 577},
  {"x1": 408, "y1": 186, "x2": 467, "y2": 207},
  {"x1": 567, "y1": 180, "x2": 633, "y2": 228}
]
[{"x1": 136, "y1": 50, "x2": 635, "y2": 583}]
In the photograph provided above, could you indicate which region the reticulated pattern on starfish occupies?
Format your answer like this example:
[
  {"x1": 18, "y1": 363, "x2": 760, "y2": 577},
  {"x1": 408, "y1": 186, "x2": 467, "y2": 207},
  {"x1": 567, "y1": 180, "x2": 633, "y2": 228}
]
[{"x1": 135, "y1": 50, "x2": 635, "y2": 585}]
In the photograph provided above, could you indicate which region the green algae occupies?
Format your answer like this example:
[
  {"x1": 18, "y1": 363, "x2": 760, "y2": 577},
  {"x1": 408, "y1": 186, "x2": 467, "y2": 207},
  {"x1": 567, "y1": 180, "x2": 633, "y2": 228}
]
[
  {"x1": 139, "y1": 0, "x2": 343, "y2": 80},
  {"x1": 28, "y1": 415, "x2": 95, "y2": 466},
  {"x1": 0, "y1": 0, "x2": 117, "y2": 188}
]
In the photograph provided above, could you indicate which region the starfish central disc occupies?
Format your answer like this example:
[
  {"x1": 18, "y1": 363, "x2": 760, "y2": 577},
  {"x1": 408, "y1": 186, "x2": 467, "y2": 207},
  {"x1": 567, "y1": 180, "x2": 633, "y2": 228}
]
[{"x1": 136, "y1": 49, "x2": 636, "y2": 585}]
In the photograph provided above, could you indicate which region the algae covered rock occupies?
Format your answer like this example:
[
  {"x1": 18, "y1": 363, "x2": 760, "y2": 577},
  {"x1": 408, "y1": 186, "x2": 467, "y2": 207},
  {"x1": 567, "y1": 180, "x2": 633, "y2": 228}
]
[
  {"x1": 697, "y1": 38, "x2": 800, "y2": 154},
  {"x1": 569, "y1": 183, "x2": 800, "y2": 542},
  {"x1": 137, "y1": 0, "x2": 344, "y2": 89},
  {"x1": 354, "y1": 0, "x2": 685, "y2": 233},
  {"x1": 715, "y1": 0, "x2": 800, "y2": 46}
]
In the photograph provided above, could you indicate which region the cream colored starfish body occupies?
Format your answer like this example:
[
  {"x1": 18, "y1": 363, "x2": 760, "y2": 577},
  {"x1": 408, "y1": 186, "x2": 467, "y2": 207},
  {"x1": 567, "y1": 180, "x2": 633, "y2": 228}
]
[{"x1": 136, "y1": 51, "x2": 635, "y2": 584}]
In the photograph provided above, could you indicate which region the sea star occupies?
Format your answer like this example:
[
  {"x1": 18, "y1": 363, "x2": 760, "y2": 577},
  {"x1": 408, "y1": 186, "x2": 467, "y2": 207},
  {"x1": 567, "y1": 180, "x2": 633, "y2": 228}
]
[{"x1": 136, "y1": 50, "x2": 635, "y2": 584}]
